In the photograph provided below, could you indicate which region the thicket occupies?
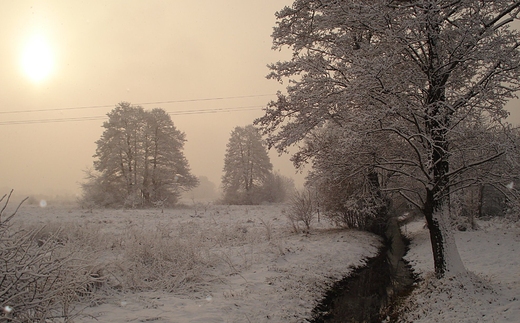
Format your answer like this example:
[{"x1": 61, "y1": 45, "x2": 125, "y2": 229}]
[{"x1": 0, "y1": 191, "x2": 101, "y2": 322}]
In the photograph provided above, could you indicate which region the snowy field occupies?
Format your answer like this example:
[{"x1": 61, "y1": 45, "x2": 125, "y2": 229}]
[
  {"x1": 10, "y1": 203, "x2": 380, "y2": 323},
  {"x1": 7, "y1": 203, "x2": 519, "y2": 322},
  {"x1": 398, "y1": 218, "x2": 520, "y2": 322}
]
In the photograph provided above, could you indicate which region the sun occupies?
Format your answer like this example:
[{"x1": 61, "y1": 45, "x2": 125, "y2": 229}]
[{"x1": 20, "y1": 34, "x2": 55, "y2": 83}]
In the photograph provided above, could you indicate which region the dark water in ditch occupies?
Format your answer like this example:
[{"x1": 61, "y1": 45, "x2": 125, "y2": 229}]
[{"x1": 310, "y1": 218, "x2": 416, "y2": 323}]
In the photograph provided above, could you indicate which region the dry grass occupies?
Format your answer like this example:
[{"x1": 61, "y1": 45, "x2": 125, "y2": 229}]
[
  {"x1": 113, "y1": 225, "x2": 214, "y2": 293},
  {"x1": 2, "y1": 202, "x2": 372, "y2": 322},
  {"x1": 8, "y1": 204, "x2": 285, "y2": 291},
  {"x1": 1, "y1": 202, "x2": 383, "y2": 322},
  {"x1": 1, "y1": 193, "x2": 103, "y2": 322}
]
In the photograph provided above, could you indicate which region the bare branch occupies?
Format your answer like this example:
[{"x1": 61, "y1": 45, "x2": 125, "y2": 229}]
[
  {"x1": 0, "y1": 189, "x2": 13, "y2": 219},
  {"x1": 445, "y1": 151, "x2": 505, "y2": 179}
]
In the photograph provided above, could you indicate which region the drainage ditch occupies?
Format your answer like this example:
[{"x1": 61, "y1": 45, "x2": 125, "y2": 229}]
[{"x1": 310, "y1": 219, "x2": 417, "y2": 323}]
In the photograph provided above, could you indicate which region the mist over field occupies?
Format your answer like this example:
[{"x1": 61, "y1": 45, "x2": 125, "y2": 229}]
[
  {"x1": 1, "y1": 2, "x2": 520, "y2": 322},
  {"x1": 0, "y1": 0, "x2": 305, "y2": 198},
  {"x1": 1, "y1": 2, "x2": 519, "y2": 199}
]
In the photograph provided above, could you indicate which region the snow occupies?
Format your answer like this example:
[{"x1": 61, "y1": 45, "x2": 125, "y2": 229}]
[
  {"x1": 9, "y1": 204, "x2": 380, "y2": 323},
  {"x1": 398, "y1": 218, "x2": 520, "y2": 322},
  {"x1": 432, "y1": 206, "x2": 466, "y2": 276},
  {"x1": 7, "y1": 204, "x2": 520, "y2": 322}
]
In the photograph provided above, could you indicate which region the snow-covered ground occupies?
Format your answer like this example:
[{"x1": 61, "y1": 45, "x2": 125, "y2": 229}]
[
  {"x1": 398, "y1": 218, "x2": 520, "y2": 322},
  {"x1": 7, "y1": 203, "x2": 519, "y2": 322},
  {"x1": 10, "y1": 204, "x2": 381, "y2": 323}
]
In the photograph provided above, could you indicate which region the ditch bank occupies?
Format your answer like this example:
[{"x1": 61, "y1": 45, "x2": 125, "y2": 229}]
[{"x1": 310, "y1": 218, "x2": 417, "y2": 323}]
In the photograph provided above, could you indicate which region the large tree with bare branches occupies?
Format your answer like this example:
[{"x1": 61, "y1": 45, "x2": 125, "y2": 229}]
[{"x1": 255, "y1": 0, "x2": 520, "y2": 277}]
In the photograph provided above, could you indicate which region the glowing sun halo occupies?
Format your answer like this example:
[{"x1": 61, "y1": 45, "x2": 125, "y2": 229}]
[{"x1": 21, "y1": 34, "x2": 55, "y2": 83}]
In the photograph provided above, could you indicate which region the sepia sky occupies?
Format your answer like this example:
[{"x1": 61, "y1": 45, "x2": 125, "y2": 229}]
[
  {"x1": 1, "y1": 1, "x2": 519, "y2": 197},
  {"x1": 0, "y1": 0, "x2": 302, "y2": 197}
]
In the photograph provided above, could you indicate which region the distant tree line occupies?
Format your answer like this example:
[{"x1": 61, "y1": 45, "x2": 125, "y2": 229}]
[{"x1": 81, "y1": 106, "x2": 295, "y2": 208}]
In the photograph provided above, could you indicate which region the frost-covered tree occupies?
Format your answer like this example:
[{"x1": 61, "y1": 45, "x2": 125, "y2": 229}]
[
  {"x1": 301, "y1": 123, "x2": 407, "y2": 235},
  {"x1": 261, "y1": 171, "x2": 296, "y2": 203},
  {"x1": 255, "y1": 1, "x2": 520, "y2": 278},
  {"x1": 142, "y1": 108, "x2": 198, "y2": 204},
  {"x1": 221, "y1": 125, "x2": 273, "y2": 204},
  {"x1": 82, "y1": 102, "x2": 198, "y2": 207},
  {"x1": 449, "y1": 123, "x2": 520, "y2": 221}
]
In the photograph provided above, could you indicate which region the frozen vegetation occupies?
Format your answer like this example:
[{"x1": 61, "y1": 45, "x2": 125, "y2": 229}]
[
  {"x1": 1, "y1": 200, "x2": 518, "y2": 322},
  {"x1": 3, "y1": 203, "x2": 380, "y2": 322}
]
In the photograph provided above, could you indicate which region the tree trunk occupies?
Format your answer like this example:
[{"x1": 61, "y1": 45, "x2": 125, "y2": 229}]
[
  {"x1": 422, "y1": 124, "x2": 466, "y2": 278},
  {"x1": 424, "y1": 74, "x2": 466, "y2": 277},
  {"x1": 367, "y1": 170, "x2": 388, "y2": 236},
  {"x1": 423, "y1": 14, "x2": 466, "y2": 275},
  {"x1": 423, "y1": 189, "x2": 445, "y2": 277},
  {"x1": 423, "y1": 187, "x2": 465, "y2": 278}
]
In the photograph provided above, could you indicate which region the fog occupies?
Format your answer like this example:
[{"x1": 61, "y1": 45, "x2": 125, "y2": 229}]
[
  {"x1": 1, "y1": 1, "x2": 519, "y2": 198},
  {"x1": 0, "y1": 0, "x2": 304, "y2": 197}
]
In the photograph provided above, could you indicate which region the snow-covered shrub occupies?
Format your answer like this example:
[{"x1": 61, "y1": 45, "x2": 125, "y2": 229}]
[
  {"x1": 287, "y1": 189, "x2": 316, "y2": 232},
  {"x1": 79, "y1": 169, "x2": 122, "y2": 208},
  {"x1": 314, "y1": 176, "x2": 388, "y2": 234},
  {"x1": 0, "y1": 191, "x2": 101, "y2": 322}
]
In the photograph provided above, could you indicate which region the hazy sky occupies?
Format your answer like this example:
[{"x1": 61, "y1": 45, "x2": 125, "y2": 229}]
[
  {"x1": 1, "y1": 1, "x2": 519, "y2": 197},
  {"x1": 0, "y1": 0, "x2": 302, "y2": 196}
]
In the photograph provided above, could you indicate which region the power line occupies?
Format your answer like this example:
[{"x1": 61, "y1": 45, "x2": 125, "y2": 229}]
[
  {"x1": 167, "y1": 105, "x2": 263, "y2": 115},
  {"x1": 0, "y1": 94, "x2": 275, "y2": 115},
  {"x1": 0, "y1": 105, "x2": 266, "y2": 126},
  {"x1": 0, "y1": 116, "x2": 106, "y2": 126}
]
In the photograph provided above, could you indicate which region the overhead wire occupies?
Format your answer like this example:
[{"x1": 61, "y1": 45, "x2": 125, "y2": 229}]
[
  {"x1": 0, "y1": 94, "x2": 274, "y2": 115},
  {"x1": 0, "y1": 94, "x2": 274, "y2": 126},
  {"x1": 0, "y1": 116, "x2": 106, "y2": 126}
]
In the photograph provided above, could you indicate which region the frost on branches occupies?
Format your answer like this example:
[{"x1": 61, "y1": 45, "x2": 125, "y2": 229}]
[
  {"x1": 82, "y1": 102, "x2": 198, "y2": 208},
  {"x1": 255, "y1": 0, "x2": 520, "y2": 278}
]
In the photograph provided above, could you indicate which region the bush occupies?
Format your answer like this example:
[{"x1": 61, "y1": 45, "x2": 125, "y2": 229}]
[
  {"x1": 260, "y1": 172, "x2": 296, "y2": 203},
  {"x1": 1, "y1": 191, "x2": 100, "y2": 322},
  {"x1": 287, "y1": 189, "x2": 316, "y2": 232}
]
